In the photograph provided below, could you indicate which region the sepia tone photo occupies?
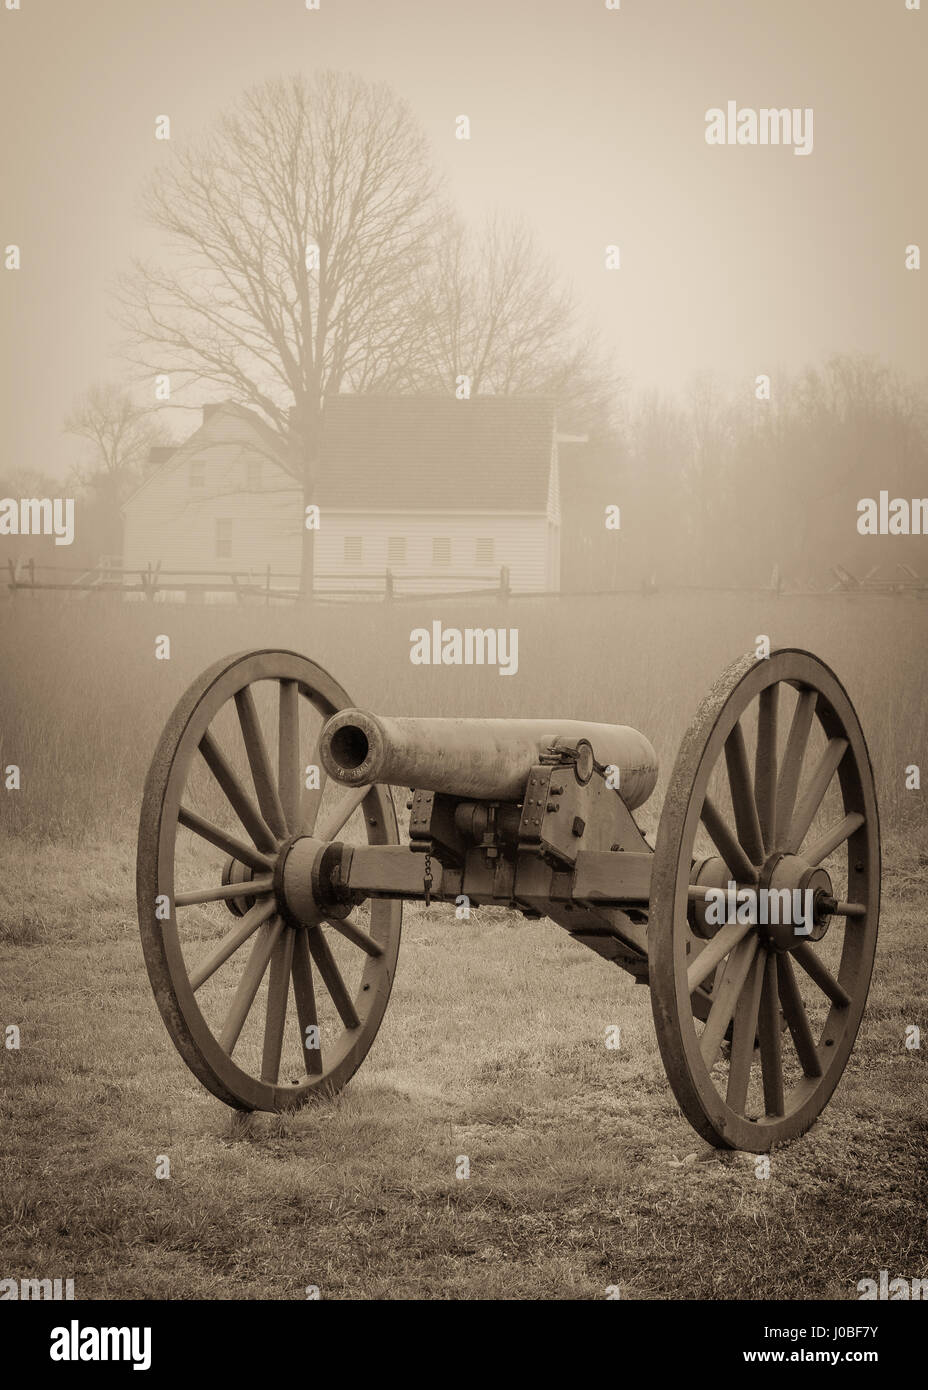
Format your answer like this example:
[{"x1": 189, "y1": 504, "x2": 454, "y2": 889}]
[{"x1": 1, "y1": 0, "x2": 925, "y2": 1348}]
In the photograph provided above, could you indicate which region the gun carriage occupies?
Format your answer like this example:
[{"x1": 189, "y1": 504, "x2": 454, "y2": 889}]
[{"x1": 137, "y1": 647, "x2": 879, "y2": 1151}]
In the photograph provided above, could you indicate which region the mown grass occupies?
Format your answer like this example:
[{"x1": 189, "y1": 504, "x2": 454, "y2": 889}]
[
  {"x1": 0, "y1": 592, "x2": 925, "y2": 1299},
  {"x1": 0, "y1": 832, "x2": 925, "y2": 1300}
]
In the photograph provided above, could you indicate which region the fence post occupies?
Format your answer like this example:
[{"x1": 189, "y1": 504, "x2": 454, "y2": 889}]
[
  {"x1": 266, "y1": 564, "x2": 271, "y2": 607},
  {"x1": 384, "y1": 568, "x2": 393, "y2": 602},
  {"x1": 499, "y1": 565, "x2": 510, "y2": 599}
]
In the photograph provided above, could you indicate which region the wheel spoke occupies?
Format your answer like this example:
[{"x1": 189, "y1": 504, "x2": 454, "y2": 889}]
[
  {"x1": 307, "y1": 926, "x2": 361, "y2": 1029},
  {"x1": 178, "y1": 806, "x2": 275, "y2": 873},
  {"x1": 804, "y1": 812, "x2": 865, "y2": 866},
  {"x1": 261, "y1": 929, "x2": 295, "y2": 1084},
  {"x1": 199, "y1": 730, "x2": 279, "y2": 853},
  {"x1": 758, "y1": 952, "x2": 785, "y2": 1117},
  {"x1": 784, "y1": 737, "x2": 848, "y2": 854},
  {"x1": 699, "y1": 934, "x2": 759, "y2": 1067},
  {"x1": 726, "y1": 950, "x2": 766, "y2": 1114},
  {"x1": 700, "y1": 796, "x2": 757, "y2": 885},
  {"x1": 793, "y1": 941, "x2": 851, "y2": 1007},
  {"x1": 302, "y1": 762, "x2": 328, "y2": 835},
  {"x1": 278, "y1": 679, "x2": 302, "y2": 833},
  {"x1": 176, "y1": 876, "x2": 274, "y2": 907},
  {"x1": 687, "y1": 916, "x2": 755, "y2": 993},
  {"x1": 754, "y1": 683, "x2": 778, "y2": 854},
  {"x1": 776, "y1": 953, "x2": 823, "y2": 1077},
  {"x1": 218, "y1": 916, "x2": 284, "y2": 1054},
  {"x1": 296, "y1": 693, "x2": 328, "y2": 832},
  {"x1": 775, "y1": 687, "x2": 817, "y2": 847},
  {"x1": 234, "y1": 686, "x2": 289, "y2": 840},
  {"x1": 291, "y1": 931, "x2": 323, "y2": 1074},
  {"x1": 323, "y1": 914, "x2": 384, "y2": 958},
  {"x1": 189, "y1": 898, "x2": 277, "y2": 991},
  {"x1": 724, "y1": 722, "x2": 764, "y2": 865},
  {"x1": 315, "y1": 785, "x2": 371, "y2": 843}
]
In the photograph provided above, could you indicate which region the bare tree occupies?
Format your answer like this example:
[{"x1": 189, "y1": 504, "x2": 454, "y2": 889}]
[
  {"x1": 395, "y1": 212, "x2": 618, "y2": 436},
  {"x1": 64, "y1": 383, "x2": 170, "y2": 554},
  {"x1": 118, "y1": 71, "x2": 441, "y2": 592},
  {"x1": 64, "y1": 383, "x2": 167, "y2": 492}
]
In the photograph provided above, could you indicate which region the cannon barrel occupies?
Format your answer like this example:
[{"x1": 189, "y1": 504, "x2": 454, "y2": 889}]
[{"x1": 319, "y1": 710, "x2": 658, "y2": 809}]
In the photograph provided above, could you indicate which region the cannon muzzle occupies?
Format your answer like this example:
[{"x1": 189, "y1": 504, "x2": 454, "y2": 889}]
[{"x1": 319, "y1": 710, "x2": 658, "y2": 809}]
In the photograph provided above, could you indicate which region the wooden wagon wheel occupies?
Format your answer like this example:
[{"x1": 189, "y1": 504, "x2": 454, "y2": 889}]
[
  {"x1": 137, "y1": 649, "x2": 402, "y2": 1111},
  {"x1": 650, "y1": 649, "x2": 880, "y2": 1151}
]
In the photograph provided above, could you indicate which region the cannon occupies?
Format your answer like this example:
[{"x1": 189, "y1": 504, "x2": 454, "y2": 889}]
[{"x1": 137, "y1": 647, "x2": 880, "y2": 1151}]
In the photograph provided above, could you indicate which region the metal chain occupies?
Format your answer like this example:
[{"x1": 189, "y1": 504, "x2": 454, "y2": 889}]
[{"x1": 423, "y1": 850, "x2": 433, "y2": 908}]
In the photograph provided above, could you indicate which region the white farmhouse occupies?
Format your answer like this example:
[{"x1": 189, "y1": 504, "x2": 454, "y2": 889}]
[{"x1": 122, "y1": 395, "x2": 561, "y2": 598}]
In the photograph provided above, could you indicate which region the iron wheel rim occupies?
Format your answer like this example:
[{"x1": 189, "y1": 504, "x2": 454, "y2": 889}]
[
  {"x1": 649, "y1": 648, "x2": 880, "y2": 1151},
  {"x1": 137, "y1": 649, "x2": 402, "y2": 1111}
]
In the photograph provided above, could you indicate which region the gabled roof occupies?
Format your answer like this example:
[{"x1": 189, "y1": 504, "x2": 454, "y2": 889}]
[
  {"x1": 122, "y1": 401, "x2": 290, "y2": 512},
  {"x1": 125, "y1": 395, "x2": 557, "y2": 514},
  {"x1": 315, "y1": 395, "x2": 556, "y2": 511}
]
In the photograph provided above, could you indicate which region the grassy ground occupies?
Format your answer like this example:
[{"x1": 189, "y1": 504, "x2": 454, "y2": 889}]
[
  {"x1": 1, "y1": 592, "x2": 925, "y2": 1299},
  {"x1": 1, "y1": 830, "x2": 925, "y2": 1300}
]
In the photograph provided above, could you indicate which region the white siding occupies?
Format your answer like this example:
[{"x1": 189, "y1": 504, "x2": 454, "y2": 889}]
[
  {"x1": 122, "y1": 415, "x2": 302, "y2": 589},
  {"x1": 314, "y1": 513, "x2": 553, "y2": 593}
]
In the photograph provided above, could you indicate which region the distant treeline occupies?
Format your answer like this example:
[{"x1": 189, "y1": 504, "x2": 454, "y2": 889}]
[{"x1": 562, "y1": 354, "x2": 928, "y2": 593}]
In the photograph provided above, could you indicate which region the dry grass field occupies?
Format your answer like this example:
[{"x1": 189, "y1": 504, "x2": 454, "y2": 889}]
[{"x1": 1, "y1": 592, "x2": 925, "y2": 1299}]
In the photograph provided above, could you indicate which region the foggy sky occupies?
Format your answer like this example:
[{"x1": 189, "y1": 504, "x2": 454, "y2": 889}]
[{"x1": 1, "y1": 0, "x2": 925, "y2": 479}]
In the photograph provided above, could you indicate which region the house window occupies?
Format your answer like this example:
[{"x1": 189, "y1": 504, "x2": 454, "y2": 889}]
[
  {"x1": 344, "y1": 536, "x2": 363, "y2": 566},
  {"x1": 245, "y1": 458, "x2": 262, "y2": 491},
  {"x1": 216, "y1": 518, "x2": 233, "y2": 559},
  {"x1": 432, "y1": 538, "x2": 451, "y2": 565},
  {"x1": 475, "y1": 537, "x2": 494, "y2": 564},
  {"x1": 387, "y1": 536, "x2": 406, "y2": 566},
  {"x1": 190, "y1": 460, "x2": 205, "y2": 489}
]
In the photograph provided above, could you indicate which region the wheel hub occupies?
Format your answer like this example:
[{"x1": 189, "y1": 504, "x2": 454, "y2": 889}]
[
  {"x1": 272, "y1": 834, "x2": 359, "y2": 928},
  {"x1": 758, "y1": 854, "x2": 834, "y2": 951},
  {"x1": 221, "y1": 856, "x2": 257, "y2": 917},
  {"x1": 690, "y1": 853, "x2": 834, "y2": 951}
]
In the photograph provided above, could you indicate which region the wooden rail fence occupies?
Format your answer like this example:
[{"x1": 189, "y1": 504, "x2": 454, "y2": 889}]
[
  {"x1": 4, "y1": 558, "x2": 512, "y2": 603},
  {"x1": 5, "y1": 559, "x2": 926, "y2": 603}
]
